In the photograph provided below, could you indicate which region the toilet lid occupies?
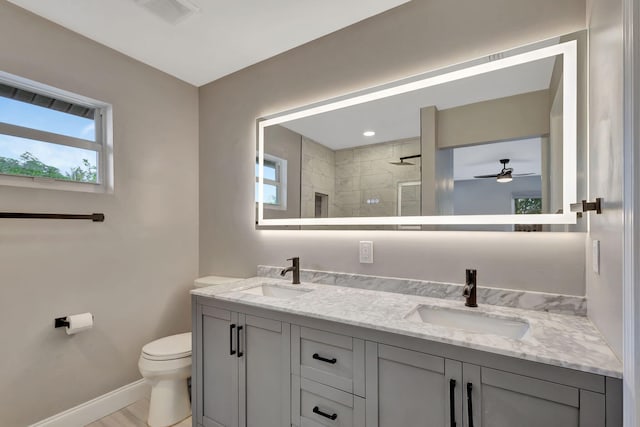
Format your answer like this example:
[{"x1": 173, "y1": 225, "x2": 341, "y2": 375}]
[{"x1": 142, "y1": 332, "x2": 192, "y2": 361}]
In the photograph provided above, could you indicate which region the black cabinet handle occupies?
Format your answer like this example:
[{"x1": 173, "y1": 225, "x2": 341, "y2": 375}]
[
  {"x1": 229, "y1": 324, "x2": 236, "y2": 355},
  {"x1": 237, "y1": 325, "x2": 243, "y2": 357},
  {"x1": 467, "y1": 382, "x2": 474, "y2": 427},
  {"x1": 449, "y1": 379, "x2": 456, "y2": 427},
  {"x1": 313, "y1": 353, "x2": 337, "y2": 364},
  {"x1": 313, "y1": 406, "x2": 337, "y2": 421}
]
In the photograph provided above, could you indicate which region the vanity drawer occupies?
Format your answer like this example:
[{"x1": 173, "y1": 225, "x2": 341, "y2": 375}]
[
  {"x1": 292, "y1": 326, "x2": 365, "y2": 395},
  {"x1": 293, "y1": 376, "x2": 365, "y2": 427}
]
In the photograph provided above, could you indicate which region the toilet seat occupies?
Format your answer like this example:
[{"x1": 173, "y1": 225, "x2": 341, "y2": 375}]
[{"x1": 142, "y1": 332, "x2": 191, "y2": 361}]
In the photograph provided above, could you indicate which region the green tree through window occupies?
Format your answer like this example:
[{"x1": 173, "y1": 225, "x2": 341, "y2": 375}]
[
  {"x1": 0, "y1": 152, "x2": 97, "y2": 183},
  {"x1": 514, "y1": 197, "x2": 542, "y2": 214}
]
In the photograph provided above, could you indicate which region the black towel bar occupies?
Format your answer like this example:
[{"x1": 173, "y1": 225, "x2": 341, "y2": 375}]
[{"x1": 0, "y1": 212, "x2": 105, "y2": 222}]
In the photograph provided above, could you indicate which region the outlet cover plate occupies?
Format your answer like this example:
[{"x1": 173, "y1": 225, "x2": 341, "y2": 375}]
[{"x1": 359, "y1": 241, "x2": 373, "y2": 264}]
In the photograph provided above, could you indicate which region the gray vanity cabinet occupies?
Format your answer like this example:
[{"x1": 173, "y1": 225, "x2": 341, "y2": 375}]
[
  {"x1": 195, "y1": 305, "x2": 239, "y2": 427},
  {"x1": 364, "y1": 342, "x2": 616, "y2": 427},
  {"x1": 291, "y1": 325, "x2": 366, "y2": 427},
  {"x1": 193, "y1": 303, "x2": 291, "y2": 427},
  {"x1": 461, "y1": 364, "x2": 606, "y2": 427},
  {"x1": 193, "y1": 297, "x2": 621, "y2": 427},
  {"x1": 239, "y1": 313, "x2": 291, "y2": 427},
  {"x1": 364, "y1": 342, "x2": 462, "y2": 427}
]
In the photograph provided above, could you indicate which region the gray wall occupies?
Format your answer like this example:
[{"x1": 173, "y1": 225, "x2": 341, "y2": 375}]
[
  {"x1": 452, "y1": 176, "x2": 543, "y2": 232},
  {"x1": 199, "y1": 0, "x2": 587, "y2": 296},
  {"x1": 454, "y1": 177, "x2": 542, "y2": 216},
  {"x1": 0, "y1": 2, "x2": 199, "y2": 426},
  {"x1": 585, "y1": 0, "x2": 624, "y2": 357},
  {"x1": 437, "y1": 90, "x2": 551, "y2": 149}
]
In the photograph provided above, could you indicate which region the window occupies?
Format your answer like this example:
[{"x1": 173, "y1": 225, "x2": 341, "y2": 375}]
[
  {"x1": 0, "y1": 71, "x2": 112, "y2": 192},
  {"x1": 255, "y1": 153, "x2": 287, "y2": 209},
  {"x1": 513, "y1": 197, "x2": 542, "y2": 214}
]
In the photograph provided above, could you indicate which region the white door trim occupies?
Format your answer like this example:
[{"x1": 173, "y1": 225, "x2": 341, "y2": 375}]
[{"x1": 622, "y1": 0, "x2": 639, "y2": 425}]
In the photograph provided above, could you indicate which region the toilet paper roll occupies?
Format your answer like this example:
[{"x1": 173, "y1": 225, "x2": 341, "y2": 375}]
[{"x1": 65, "y1": 313, "x2": 94, "y2": 335}]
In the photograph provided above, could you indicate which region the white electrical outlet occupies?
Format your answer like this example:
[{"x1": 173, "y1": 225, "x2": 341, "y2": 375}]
[
  {"x1": 359, "y1": 241, "x2": 374, "y2": 264},
  {"x1": 592, "y1": 240, "x2": 600, "y2": 274}
]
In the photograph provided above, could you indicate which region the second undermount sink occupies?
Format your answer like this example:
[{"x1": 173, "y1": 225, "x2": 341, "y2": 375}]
[
  {"x1": 404, "y1": 305, "x2": 530, "y2": 340},
  {"x1": 239, "y1": 284, "x2": 312, "y2": 299}
]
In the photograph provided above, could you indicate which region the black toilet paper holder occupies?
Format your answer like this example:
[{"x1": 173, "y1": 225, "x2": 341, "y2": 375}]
[{"x1": 54, "y1": 317, "x2": 70, "y2": 328}]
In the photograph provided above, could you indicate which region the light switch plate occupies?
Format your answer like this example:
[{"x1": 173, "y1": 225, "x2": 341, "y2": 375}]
[
  {"x1": 592, "y1": 240, "x2": 600, "y2": 274},
  {"x1": 359, "y1": 241, "x2": 373, "y2": 264}
]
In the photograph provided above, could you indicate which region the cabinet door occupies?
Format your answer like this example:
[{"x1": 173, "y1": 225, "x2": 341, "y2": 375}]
[
  {"x1": 238, "y1": 313, "x2": 291, "y2": 427},
  {"x1": 197, "y1": 306, "x2": 239, "y2": 427},
  {"x1": 366, "y1": 342, "x2": 461, "y2": 427},
  {"x1": 462, "y1": 364, "x2": 603, "y2": 427}
]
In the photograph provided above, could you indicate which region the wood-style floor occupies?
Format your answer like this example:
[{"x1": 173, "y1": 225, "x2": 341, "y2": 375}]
[{"x1": 85, "y1": 398, "x2": 191, "y2": 427}]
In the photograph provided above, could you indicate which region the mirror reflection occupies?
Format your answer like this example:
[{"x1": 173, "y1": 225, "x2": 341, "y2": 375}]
[{"x1": 257, "y1": 36, "x2": 580, "y2": 229}]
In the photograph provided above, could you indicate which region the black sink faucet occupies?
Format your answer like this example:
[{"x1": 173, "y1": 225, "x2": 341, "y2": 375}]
[
  {"x1": 280, "y1": 257, "x2": 300, "y2": 284},
  {"x1": 463, "y1": 269, "x2": 478, "y2": 307}
]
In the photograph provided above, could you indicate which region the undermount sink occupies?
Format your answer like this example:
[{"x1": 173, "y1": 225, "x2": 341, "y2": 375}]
[
  {"x1": 239, "y1": 284, "x2": 311, "y2": 299},
  {"x1": 404, "y1": 305, "x2": 530, "y2": 340}
]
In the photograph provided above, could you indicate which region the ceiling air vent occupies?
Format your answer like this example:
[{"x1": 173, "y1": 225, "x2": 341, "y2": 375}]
[{"x1": 133, "y1": 0, "x2": 201, "y2": 24}]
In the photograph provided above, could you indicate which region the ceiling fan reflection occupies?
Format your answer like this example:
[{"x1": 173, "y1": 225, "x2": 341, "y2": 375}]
[{"x1": 473, "y1": 158, "x2": 535, "y2": 183}]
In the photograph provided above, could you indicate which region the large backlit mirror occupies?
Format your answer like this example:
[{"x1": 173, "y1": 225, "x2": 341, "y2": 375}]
[{"x1": 257, "y1": 31, "x2": 586, "y2": 230}]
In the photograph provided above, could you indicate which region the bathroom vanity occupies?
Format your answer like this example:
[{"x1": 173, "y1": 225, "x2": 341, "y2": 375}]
[{"x1": 191, "y1": 272, "x2": 622, "y2": 427}]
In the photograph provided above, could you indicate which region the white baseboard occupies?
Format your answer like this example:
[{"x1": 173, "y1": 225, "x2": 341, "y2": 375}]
[{"x1": 29, "y1": 379, "x2": 150, "y2": 427}]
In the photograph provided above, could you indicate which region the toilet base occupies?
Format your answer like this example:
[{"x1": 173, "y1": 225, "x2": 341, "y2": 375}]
[{"x1": 147, "y1": 377, "x2": 191, "y2": 427}]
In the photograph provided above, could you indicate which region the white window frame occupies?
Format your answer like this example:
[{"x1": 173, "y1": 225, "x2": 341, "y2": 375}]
[
  {"x1": 256, "y1": 153, "x2": 287, "y2": 210},
  {"x1": 0, "y1": 71, "x2": 113, "y2": 193}
]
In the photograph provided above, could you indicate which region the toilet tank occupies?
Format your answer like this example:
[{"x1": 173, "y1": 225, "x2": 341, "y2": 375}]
[{"x1": 193, "y1": 275, "x2": 244, "y2": 288}]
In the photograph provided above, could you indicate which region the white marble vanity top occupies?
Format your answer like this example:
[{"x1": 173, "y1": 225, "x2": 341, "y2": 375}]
[{"x1": 192, "y1": 276, "x2": 622, "y2": 378}]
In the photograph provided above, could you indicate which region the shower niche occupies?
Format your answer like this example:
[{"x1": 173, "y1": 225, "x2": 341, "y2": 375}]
[{"x1": 256, "y1": 31, "x2": 586, "y2": 230}]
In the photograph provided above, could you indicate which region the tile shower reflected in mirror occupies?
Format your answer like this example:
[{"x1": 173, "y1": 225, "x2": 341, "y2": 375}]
[
  {"x1": 301, "y1": 136, "x2": 421, "y2": 219},
  {"x1": 257, "y1": 32, "x2": 585, "y2": 230}
]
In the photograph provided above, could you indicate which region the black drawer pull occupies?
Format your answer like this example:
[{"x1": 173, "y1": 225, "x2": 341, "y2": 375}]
[
  {"x1": 449, "y1": 379, "x2": 456, "y2": 427},
  {"x1": 313, "y1": 353, "x2": 337, "y2": 364},
  {"x1": 229, "y1": 324, "x2": 236, "y2": 355},
  {"x1": 313, "y1": 406, "x2": 337, "y2": 421},
  {"x1": 467, "y1": 382, "x2": 474, "y2": 427},
  {"x1": 237, "y1": 325, "x2": 244, "y2": 357}
]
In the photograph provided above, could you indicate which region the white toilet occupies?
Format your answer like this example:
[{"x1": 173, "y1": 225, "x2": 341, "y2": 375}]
[
  {"x1": 139, "y1": 276, "x2": 242, "y2": 427},
  {"x1": 139, "y1": 332, "x2": 192, "y2": 427}
]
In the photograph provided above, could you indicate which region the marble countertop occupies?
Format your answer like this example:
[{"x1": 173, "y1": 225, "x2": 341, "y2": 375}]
[{"x1": 192, "y1": 277, "x2": 622, "y2": 378}]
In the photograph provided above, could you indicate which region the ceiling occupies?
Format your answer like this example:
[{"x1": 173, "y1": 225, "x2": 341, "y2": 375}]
[
  {"x1": 7, "y1": 0, "x2": 409, "y2": 86},
  {"x1": 453, "y1": 138, "x2": 542, "y2": 181},
  {"x1": 275, "y1": 54, "x2": 552, "y2": 183},
  {"x1": 281, "y1": 56, "x2": 556, "y2": 150}
]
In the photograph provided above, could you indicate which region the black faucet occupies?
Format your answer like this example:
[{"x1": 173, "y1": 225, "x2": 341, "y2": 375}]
[
  {"x1": 462, "y1": 269, "x2": 478, "y2": 307},
  {"x1": 280, "y1": 257, "x2": 300, "y2": 284}
]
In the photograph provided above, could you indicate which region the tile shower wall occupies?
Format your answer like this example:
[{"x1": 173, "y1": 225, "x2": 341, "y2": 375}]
[
  {"x1": 335, "y1": 138, "x2": 421, "y2": 217},
  {"x1": 301, "y1": 137, "x2": 421, "y2": 218},
  {"x1": 301, "y1": 137, "x2": 337, "y2": 217}
]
